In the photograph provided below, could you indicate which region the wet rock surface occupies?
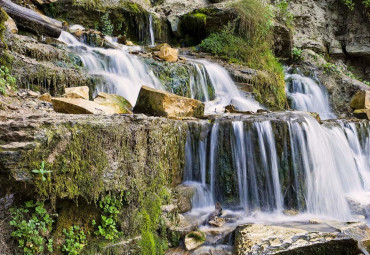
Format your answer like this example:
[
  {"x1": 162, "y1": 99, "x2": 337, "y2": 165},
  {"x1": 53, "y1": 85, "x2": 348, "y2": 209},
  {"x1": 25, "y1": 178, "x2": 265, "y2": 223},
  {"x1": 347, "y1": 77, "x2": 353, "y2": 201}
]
[{"x1": 234, "y1": 223, "x2": 362, "y2": 255}]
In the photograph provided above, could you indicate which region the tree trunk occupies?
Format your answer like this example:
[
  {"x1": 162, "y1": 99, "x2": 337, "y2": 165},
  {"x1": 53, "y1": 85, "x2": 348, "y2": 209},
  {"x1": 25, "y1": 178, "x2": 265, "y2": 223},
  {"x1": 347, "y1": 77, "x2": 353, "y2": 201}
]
[{"x1": 0, "y1": 0, "x2": 62, "y2": 37}]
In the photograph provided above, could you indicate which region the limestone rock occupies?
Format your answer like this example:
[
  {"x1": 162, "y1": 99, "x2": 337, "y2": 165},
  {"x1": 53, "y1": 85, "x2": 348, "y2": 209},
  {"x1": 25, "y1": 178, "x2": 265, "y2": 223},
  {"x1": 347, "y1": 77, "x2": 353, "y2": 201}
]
[
  {"x1": 27, "y1": 90, "x2": 40, "y2": 98},
  {"x1": 209, "y1": 216, "x2": 225, "y2": 227},
  {"x1": 234, "y1": 224, "x2": 360, "y2": 255},
  {"x1": 184, "y1": 231, "x2": 206, "y2": 251},
  {"x1": 94, "y1": 92, "x2": 132, "y2": 114},
  {"x1": 175, "y1": 184, "x2": 196, "y2": 213},
  {"x1": 154, "y1": 43, "x2": 178, "y2": 62},
  {"x1": 350, "y1": 90, "x2": 370, "y2": 109},
  {"x1": 52, "y1": 98, "x2": 116, "y2": 114},
  {"x1": 126, "y1": 41, "x2": 133, "y2": 46},
  {"x1": 133, "y1": 86, "x2": 204, "y2": 118},
  {"x1": 353, "y1": 109, "x2": 370, "y2": 120},
  {"x1": 64, "y1": 86, "x2": 89, "y2": 100},
  {"x1": 5, "y1": 16, "x2": 18, "y2": 34},
  {"x1": 38, "y1": 93, "x2": 52, "y2": 103}
]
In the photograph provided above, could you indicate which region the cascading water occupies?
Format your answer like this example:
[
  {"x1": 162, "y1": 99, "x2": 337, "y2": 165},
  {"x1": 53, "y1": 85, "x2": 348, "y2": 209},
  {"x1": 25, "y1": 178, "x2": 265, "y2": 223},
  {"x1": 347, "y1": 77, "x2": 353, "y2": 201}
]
[
  {"x1": 190, "y1": 59, "x2": 262, "y2": 113},
  {"x1": 184, "y1": 113, "x2": 370, "y2": 221},
  {"x1": 59, "y1": 31, "x2": 262, "y2": 113},
  {"x1": 286, "y1": 72, "x2": 336, "y2": 120},
  {"x1": 58, "y1": 31, "x2": 162, "y2": 105},
  {"x1": 148, "y1": 14, "x2": 155, "y2": 46}
]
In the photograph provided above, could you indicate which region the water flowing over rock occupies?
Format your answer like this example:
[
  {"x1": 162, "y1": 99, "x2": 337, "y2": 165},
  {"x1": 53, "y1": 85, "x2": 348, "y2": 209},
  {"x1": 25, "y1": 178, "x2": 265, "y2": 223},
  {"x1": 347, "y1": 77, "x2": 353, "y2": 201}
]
[
  {"x1": 286, "y1": 71, "x2": 336, "y2": 120},
  {"x1": 183, "y1": 112, "x2": 370, "y2": 221},
  {"x1": 133, "y1": 86, "x2": 204, "y2": 118}
]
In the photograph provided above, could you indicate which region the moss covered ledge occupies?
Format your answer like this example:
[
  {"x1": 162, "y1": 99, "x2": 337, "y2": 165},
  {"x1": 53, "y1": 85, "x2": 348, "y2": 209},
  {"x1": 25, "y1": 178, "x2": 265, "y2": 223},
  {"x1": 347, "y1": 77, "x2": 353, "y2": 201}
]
[{"x1": 0, "y1": 114, "x2": 188, "y2": 202}]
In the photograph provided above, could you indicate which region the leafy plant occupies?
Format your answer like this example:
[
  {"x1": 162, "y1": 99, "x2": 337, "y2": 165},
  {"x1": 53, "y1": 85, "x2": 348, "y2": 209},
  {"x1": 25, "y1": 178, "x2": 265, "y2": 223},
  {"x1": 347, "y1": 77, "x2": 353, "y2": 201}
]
[
  {"x1": 292, "y1": 47, "x2": 303, "y2": 61},
  {"x1": 0, "y1": 65, "x2": 16, "y2": 95},
  {"x1": 32, "y1": 161, "x2": 52, "y2": 181},
  {"x1": 9, "y1": 200, "x2": 54, "y2": 255},
  {"x1": 341, "y1": 0, "x2": 370, "y2": 10},
  {"x1": 62, "y1": 225, "x2": 87, "y2": 255},
  {"x1": 322, "y1": 63, "x2": 340, "y2": 75},
  {"x1": 100, "y1": 13, "x2": 114, "y2": 36},
  {"x1": 275, "y1": 0, "x2": 294, "y2": 28},
  {"x1": 92, "y1": 194, "x2": 122, "y2": 240}
]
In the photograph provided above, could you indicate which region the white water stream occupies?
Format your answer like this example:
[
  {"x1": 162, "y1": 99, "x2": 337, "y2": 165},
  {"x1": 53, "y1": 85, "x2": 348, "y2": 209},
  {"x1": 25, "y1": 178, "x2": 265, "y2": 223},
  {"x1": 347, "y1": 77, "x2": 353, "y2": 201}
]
[
  {"x1": 58, "y1": 31, "x2": 262, "y2": 112},
  {"x1": 148, "y1": 14, "x2": 155, "y2": 47},
  {"x1": 185, "y1": 114, "x2": 370, "y2": 221},
  {"x1": 286, "y1": 72, "x2": 336, "y2": 120}
]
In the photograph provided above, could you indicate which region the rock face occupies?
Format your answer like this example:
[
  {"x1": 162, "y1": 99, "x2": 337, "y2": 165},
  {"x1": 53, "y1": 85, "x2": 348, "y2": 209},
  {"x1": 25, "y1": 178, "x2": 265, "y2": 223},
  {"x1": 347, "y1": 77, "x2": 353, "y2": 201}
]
[
  {"x1": 353, "y1": 109, "x2": 370, "y2": 120},
  {"x1": 350, "y1": 90, "x2": 370, "y2": 109},
  {"x1": 133, "y1": 86, "x2": 204, "y2": 118},
  {"x1": 234, "y1": 224, "x2": 361, "y2": 255},
  {"x1": 52, "y1": 97, "x2": 117, "y2": 114},
  {"x1": 4, "y1": 16, "x2": 17, "y2": 34},
  {"x1": 94, "y1": 92, "x2": 132, "y2": 114},
  {"x1": 175, "y1": 184, "x2": 196, "y2": 213},
  {"x1": 154, "y1": 43, "x2": 178, "y2": 62},
  {"x1": 0, "y1": 114, "x2": 187, "y2": 198},
  {"x1": 184, "y1": 231, "x2": 206, "y2": 251},
  {"x1": 64, "y1": 86, "x2": 89, "y2": 100}
]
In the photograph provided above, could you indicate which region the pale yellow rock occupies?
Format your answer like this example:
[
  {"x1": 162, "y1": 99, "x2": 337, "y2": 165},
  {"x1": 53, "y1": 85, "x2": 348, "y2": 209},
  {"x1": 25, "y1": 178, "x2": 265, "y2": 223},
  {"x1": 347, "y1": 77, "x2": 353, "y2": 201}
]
[
  {"x1": 5, "y1": 16, "x2": 18, "y2": 34},
  {"x1": 353, "y1": 109, "x2": 370, "y2": 120},
  {"x1": 154, "y1": 43, "x2": 178, "y2": 62},
  {"x1": 64, "y1": 86, "x2": 89, "y2": 100},
  {"x1": 38, "y1": 93, "x2": 52, "y2": 103},
  {"x1": 133, "y1": 86, "x2": 204, "y2": 118},
  {"x1": 184, "y1": 231, "x2": 206, "y2": 251},
  {"x1": 93, "y1": 92, "x2": 132, "y2": 114},
  {"x1": 126, "y1": 41, "x2": 134, "y2": 46},
  {"x1": 52, "y1": 98, "x2": 117, "y2": 114},
  {"x1": 350, "y1": 90, "x2": 370, "y2": 109}
]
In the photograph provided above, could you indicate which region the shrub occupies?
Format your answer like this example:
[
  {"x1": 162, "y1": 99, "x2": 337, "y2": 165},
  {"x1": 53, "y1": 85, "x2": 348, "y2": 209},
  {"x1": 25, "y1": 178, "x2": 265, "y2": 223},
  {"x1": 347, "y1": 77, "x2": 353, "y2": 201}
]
[
  {"x1": 275, "y1": 0, "x2": 294, "y2": 28},
  {"x1": 100, "y1": 13, "x2": 114, "y2": 36},
  {"x1": 92, "y1": 193, "x2": 122, "y2": 240},
  {"x1": 292, "y1": 47, "x2": 303, "y2": 61},
  {"x1": 62, "y1": 225, "x2": 87, "y2": 255},
  {"x1": 0, "y1": 65, "x2": 16, "y2": 95},
  {"x1": 9, "y1": 201, "x2": 54, "y2": 255}
]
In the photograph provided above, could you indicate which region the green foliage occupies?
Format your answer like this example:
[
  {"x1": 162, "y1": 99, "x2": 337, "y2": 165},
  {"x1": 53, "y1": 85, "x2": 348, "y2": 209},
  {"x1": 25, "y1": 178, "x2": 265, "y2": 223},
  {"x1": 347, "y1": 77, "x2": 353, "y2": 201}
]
[
  {"x1": 346, "y1": 70, "x2": 370, "y2": 86},
  {"x1": 0, "y1": 65, "x2": 16, "y2": 95},
  {"x1": 9, "y1": 201, "x2": 54, "y2": 255},
  {"x1": 92, "y1": 194, "x2": 122, "y2": 240},
  {"x1": 31, "y1": 161, "x2": 52, "y2": 181},
  {"x1": 275, "y1": 0, "x2": 294, "y2": 28},
  {"x1": 100, "y1": 13, "x2": 114, "y2": 36},
  {"x1": 322, "y1": 63, "x2": 340, "y2": 75},
  {"x1": 292, "y1": 47, "x2": 303, "y2": 61},
  {"x1": 341, "y1": 0, "x2": 370, "y2": 10},
  {"x1": 62, "y1": 225, "x2": 87, "y2": 255}
]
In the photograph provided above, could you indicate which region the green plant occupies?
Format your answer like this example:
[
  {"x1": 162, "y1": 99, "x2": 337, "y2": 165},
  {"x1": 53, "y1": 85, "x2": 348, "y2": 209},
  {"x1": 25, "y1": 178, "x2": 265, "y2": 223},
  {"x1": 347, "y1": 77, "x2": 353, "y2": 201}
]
[
  {"x1": 322, "y1": 63, "x2": 340, "y2": 75},
  {"x1": 0, "y1": 65, "x2": 16, "y2": 95},
  {"x1": 275, "y1": 0, "x2": 294, "y2": 28},
  {"x1": 32, "y1": 161, "x2": 52, "y2": 181},
  {"x1": 341, "y1": 0, "x2": 370, "y2": 10},
  {"x1": 100, "y1": 13, "x2": 114, "y2": 36},
  {"x1": 92, "y1": 193, "x2": 122, "y2": 240},
  {"x1": 62, "y1": 225, "x2": 87, "y2": 255},
  {"x1": 292, "y1": 47, "x2": 303, "y2": 61},
  {"x1": 9, "y1": 201, "x2": 54, "y2": 255}
]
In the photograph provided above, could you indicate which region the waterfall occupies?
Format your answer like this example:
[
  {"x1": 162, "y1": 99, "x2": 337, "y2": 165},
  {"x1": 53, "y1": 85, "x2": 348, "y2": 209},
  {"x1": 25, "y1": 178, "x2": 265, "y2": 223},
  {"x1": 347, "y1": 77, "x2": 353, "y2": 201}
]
[
  {"x1": 184, "y1": 114, "x2": 370, "y2": 221},
  {"x1": 58, "y1": 31, "x2": 162, "y2": 105},
  {"x1": 149, "y1": 14, "x2": 155, "y2": 46},
  {"x1": 286, "y1": 72, "x2": 336, "y2": 120},
  {"x1": 190, "y1": 59, "x2": 262, "y2": 113}
]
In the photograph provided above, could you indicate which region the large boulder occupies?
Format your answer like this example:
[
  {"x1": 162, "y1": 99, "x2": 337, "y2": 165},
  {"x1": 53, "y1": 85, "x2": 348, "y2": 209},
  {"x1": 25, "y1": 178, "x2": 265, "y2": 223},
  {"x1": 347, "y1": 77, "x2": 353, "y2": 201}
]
[
  {"x1": 234, "y1": 224, "x2": 361, "y2": 255},
  {"x1": 133, "y1": 86, "x2": 204, "y2": 118},
  {"x1": 350, "y1": 90, "x2": 370, "y2": 109},
  {"x1": 52, "y1": 98, "x2": 116, "y2": 114},
  {"x1": 5, "y1": 16, "x2": 17, "y2": 34},
  {"x1": 154, "y1": 43, "x2": 178, "y2": 62},
  {"x1": 174, "y1": 184, "x2": 196, "y2": 213},
  {"x1": 93, "y1": 92, "x2": 132, "y2": 114},
  {"x1": 64, "y1": 86, "x2": 89, "y2": 100}
]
